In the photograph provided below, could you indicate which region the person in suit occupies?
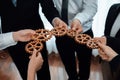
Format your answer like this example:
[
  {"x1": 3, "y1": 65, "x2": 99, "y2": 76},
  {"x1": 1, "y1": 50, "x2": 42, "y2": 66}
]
[
  {"x1": 94, "y1": 3, "x2": 120, "y2": 53},
  {"x1": 93, "y1": 3, "x2": 120, "y2": 80},
  {"x1": 0, "y1": 0, "x2": 66, "y2": 80},
  {"x1": 97, "y1": 41, "x2": 120, "y2": 80},
  {"x1": 94, "y1": 3, "x2": 120, "y2": 65},
  {"x1": 52, "y1": 0, "x2": 98, "y2": 80}
]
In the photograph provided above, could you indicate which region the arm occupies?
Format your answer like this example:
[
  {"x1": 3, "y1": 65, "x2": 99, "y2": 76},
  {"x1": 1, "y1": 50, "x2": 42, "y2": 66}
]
[
  {"x1": 93, "y1": 36, "x2": 120, "y2": 54},
  {"x1": 74, "y1": 0, "x2": 98, "y2": 25},
  {"x1": 27, "y1": 50, "x2": 43, "y2": 80},
  {"x1": 70, "y1": 0, "x2": 98, "y2": 33},
  {"x1": 106, "y1": 36, "x2": 120, "y2": 53},
  {"x1": 0, "y1": 32, "x2": 17, "y2": 50},
  {"x1": 109, "y1": 55, "x2": 120, "y2": 71},
  {"x1": 0, "y1": 29, "x2": 35, "y2": 50},
  {"x1": 40, "y1": 0, "x2": 67, "y2": 28},
  {"x1": 97, "y1": 41, "x2": 120, "y2": 72},
  {"x1": 40, "y1": 0, "x2": 60, "y2": 23},
  {"x1": 109, "y1": 55, "x2": 120, "y2": 80}
]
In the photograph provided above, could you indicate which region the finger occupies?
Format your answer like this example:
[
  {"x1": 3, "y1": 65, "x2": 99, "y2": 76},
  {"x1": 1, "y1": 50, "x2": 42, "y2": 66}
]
[
  {"x1": 31, "y1": 49, "x2": 38, "y2": 57},
  {"x1": 59, "y1": 23, "x2": 66, "y2": 28},
  {"x1": 97, "y1": 41, "x2": 106, "y2": 49},
  {"x1": 37, "y1": 52, "x2": 44, "y2": 63},
  {"x1": 29, "y1": 55, "x2": 32, "y2": 59},
  {"x1": 98, "y1": 48, "x2": 105, "y2": 56},
  {"x1": 77, "y1": 28, "x2": 83, "y2": 33},
  {"x1": 37, "y1": 52, "x2": 42, "y2": 58},
  {"x1": 24, "y1": 29, "x2": 36, "y2": 35},
  {"x1": 99, "y1": 53, "x2": 107, "y2": 60},
  {"x1": 63, "y1": 23, "x2": 68, "y2": 29},
  {"x1": 38, "y1": 53, "x2": 43, "y2": 61},
  {"x1": 70, "y1": 23, "x2": 75, "y2": 30}
]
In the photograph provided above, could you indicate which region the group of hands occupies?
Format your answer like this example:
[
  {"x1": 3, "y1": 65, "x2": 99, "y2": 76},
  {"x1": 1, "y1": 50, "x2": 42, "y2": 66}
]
[
  {"x1": 13, "y1": 18, "x2": 83, "y2": 42},
  {"x1": 12, "y1": 18, "x2": 118, "y2": 72}
]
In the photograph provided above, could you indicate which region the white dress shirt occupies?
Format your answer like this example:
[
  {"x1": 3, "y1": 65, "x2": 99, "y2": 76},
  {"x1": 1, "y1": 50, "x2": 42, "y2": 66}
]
[
  {"x1": 53, "y1": 0, "x2": 98, "y2": 32},
  {"x1": 12, "y1": 0, "x2": 17, "y2": 7},
  {"x1": 110, "y1": 13, "x2": 120, "y2": 37},
  {"x1": 0, "y1": 32, "x2": 17, "y2": 50},
  {"x1": 0, "y1": 16, "x2": 17, "y2": 50}
]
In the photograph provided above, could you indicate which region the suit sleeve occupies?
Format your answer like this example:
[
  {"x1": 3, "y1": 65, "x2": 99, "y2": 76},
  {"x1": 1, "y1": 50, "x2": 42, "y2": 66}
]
[
  {"x1": 74, "y1": 0, "x2": 98, "y2": 25},
  {"x1": 106, "y1": 36, "x2": 120, "y2": 53},
  {"x1": 109, "y1": 55, "x2": 120, "y2": 80},
  {"x1": 39, "y1": 0, "x2": 60, "y2": 23},
  {"x1": 109, "y1": 55, "x2": 120, "y2": 71}
]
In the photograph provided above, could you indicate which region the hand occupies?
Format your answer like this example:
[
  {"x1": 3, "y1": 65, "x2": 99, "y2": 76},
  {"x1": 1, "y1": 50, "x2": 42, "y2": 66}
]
[
  {"x1": 28, "y1": 49, "x2": 44, "y2": 72},
  {"x1": 97, "y1": 42, "x2": 118, "y2": 61},
  {"x1": 93, "y1": 36, "x2": 107, "y2": 45},
  {"x1": 52, "y1": 17, "x2": 68, "y2": 29},
  {"x1": 13, "y1": 29, "x2": 35, "y2": 42},
  {"x1": 70, "y1": 19, "x2": 83, "y2": 33}
]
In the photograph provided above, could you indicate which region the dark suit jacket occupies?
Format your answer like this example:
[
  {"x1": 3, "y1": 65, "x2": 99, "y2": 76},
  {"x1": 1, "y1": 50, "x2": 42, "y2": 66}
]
[
  {"x1": 0, "y1": 0, "x2": 60, "y2": 79},
  {"x1": 104, "y1": 3, "x2": 120, "y2": 80},
  {"x1": 104, "y1": 3, "x2": 120, "y2": 54},
  {"x1": 0, "y1": 0, "x2": 59, "y2": 32},
  {"x1": 109, "y1": 55, "x2": 120, "y2": 80},
  {"x1": 0, "y1": 0, "x2": 60, "y2": 54}
]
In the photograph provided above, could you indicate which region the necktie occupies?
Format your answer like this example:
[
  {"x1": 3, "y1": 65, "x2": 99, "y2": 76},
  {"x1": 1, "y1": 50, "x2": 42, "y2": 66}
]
[{"x1": 61, "y1": 0, "x2": 68, "y2": 24}]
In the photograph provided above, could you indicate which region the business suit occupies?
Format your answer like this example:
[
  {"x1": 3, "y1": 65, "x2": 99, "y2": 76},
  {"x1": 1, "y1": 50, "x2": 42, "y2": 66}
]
[
  {"x1": 0, "y1": 0, "x2": 59, "y2": 80},
  {"x1": 105, "y1": 3, "x2": 120, "y2": 55},
  {"x1": 53, "y1": 0, "x2": 97, "y2": 80},
  {"x1": 101, "y1": 3, "x2": 120, "y2": 80}
]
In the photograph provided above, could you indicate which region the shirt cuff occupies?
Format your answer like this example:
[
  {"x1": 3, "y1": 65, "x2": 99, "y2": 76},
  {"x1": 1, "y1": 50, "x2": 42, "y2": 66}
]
[{"x1": 0, "y1": 32, "x2": 17, "y2": 50}]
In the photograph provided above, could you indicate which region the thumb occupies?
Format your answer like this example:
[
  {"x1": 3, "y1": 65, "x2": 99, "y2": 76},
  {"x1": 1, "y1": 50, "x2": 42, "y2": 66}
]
[
  {"x1": 37, "y1": 52, "x2": 42, "y2": 58},
  {"x1": 32, "y1": 49, "x2": 37, "y2": 57},
  {"x1": 97, "y1": 41, "x2": 105, "y2": 49}
]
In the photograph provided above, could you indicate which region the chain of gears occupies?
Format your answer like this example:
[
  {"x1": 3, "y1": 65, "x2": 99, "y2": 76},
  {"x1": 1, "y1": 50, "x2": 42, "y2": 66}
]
[{"x1": 25, "y1": 27, "x2": 99, "y2": 54}]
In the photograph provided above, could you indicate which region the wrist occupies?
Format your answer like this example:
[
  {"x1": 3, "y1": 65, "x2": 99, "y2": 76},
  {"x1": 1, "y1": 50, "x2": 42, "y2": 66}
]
[
  {"x1": 109, "y1": 52, "x2": 118, "y2": 61},
  {"x1": 28, "y1": 65, "x2": 36, "y2": 73},
  {"x1": 73, "y1": 19, "x2": 81, "y2": 24},
  {"x1": 27, "y1": 66, "x2": 36, "y2": 80},
  {"x1": 13, "y1": 32, "x2": 19, "y2": 42}
]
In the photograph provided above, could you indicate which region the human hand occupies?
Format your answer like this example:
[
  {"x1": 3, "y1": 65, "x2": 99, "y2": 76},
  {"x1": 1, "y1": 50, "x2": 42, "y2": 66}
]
[
  {"x1": 13, "y1": 29, "x2": 35, "y2": 42},
  {"x1": 70, "y1": 19, "x2": 83, "y2": 33},
  {"x1": 52, "y1": 17, "x2": 68, "y2": 29},
  {"x1": 97, "y1": 42, "x2": 118, "y2": 61},
  {"x1": 28, "y1": 49, "x2": 44, "y2": 72},
  {"x1": 93, "y1": 36, "x2": 107, "y2": 45}
]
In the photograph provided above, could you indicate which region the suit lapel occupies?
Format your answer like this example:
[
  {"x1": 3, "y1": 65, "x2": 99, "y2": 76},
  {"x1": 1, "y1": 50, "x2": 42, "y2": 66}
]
[{"x1": 105, "y1": 4, "x2": 120, "y2": 36}]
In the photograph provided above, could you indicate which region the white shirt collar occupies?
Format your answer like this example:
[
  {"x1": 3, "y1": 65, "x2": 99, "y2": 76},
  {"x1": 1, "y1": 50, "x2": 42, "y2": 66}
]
[
  {"x1": 110, "y1": 13, "x2": 120, "y2": 37},
  {"x1": 12, "y1": 0, "x2": 17, "y2": 7}
]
